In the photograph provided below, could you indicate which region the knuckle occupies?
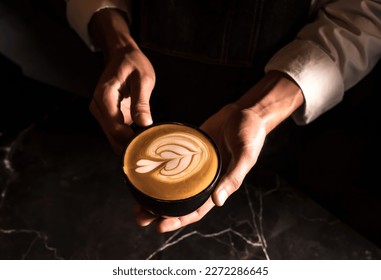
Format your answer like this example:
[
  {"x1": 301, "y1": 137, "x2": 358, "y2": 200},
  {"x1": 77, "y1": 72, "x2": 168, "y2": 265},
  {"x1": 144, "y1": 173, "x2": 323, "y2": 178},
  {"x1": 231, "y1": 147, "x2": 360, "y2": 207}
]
[
  {"x1": 230, "y1": 174, "x2": 244, "y2": 192},
  {"x1": 135, "y1": 101, "x2": 151, "y2": 111},
  {"x1": 140, "y1": 73, "x2": 156, "y2": 88}
]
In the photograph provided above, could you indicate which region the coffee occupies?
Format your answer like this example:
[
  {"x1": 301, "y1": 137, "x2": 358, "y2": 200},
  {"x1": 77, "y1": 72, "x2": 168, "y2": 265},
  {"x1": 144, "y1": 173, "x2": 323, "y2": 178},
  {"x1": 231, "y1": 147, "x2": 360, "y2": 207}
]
[{"x1": 123, "y1": 123, "x2": 220, "y2": 202}]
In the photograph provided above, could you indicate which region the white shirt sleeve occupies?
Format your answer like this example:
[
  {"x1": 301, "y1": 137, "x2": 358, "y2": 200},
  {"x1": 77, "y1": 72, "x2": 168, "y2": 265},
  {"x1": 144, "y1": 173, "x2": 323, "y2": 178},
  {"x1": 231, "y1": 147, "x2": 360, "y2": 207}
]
[
  {"x1": 265, "y1": 0, "x2": 381, "y2": 124},
  {"x1": 66, "y1": 0, "x2": 129, "y2": 51}
]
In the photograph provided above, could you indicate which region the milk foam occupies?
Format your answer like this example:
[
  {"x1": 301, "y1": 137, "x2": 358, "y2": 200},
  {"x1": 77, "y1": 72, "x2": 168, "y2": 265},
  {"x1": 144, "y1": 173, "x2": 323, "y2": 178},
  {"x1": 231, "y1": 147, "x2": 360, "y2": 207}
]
[
  {"x1": 123, "y1": 123, "x2": 219, "y2": 200},
  {"x1": 135, "y1": 132, "x2": 208, "y2": 182}
]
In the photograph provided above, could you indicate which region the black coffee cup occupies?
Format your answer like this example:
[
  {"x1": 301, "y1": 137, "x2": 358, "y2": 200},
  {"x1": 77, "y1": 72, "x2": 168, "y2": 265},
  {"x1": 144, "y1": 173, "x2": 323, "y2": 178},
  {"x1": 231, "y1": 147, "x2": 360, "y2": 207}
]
[{"x1": 122, "y1": 122, "x2": 221, "y2": 217}]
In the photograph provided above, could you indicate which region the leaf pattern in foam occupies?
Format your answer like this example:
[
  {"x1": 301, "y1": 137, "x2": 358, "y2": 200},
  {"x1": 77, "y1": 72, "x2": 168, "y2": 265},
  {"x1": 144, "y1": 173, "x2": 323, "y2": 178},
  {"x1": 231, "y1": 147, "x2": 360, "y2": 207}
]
[
  {"x1": 135, "y1": 159, "x2": 163, "y2": 173},
  {"x1": 134, "y1": 132, "x2": 208, "y2": 180}
]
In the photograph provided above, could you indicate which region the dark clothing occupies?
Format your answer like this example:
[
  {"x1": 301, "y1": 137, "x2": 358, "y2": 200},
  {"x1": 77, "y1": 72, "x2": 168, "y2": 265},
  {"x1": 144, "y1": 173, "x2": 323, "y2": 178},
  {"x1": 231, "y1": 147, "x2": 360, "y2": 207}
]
[{"x1": 131, "y1": 0, "x2": 310, "y2": 124}]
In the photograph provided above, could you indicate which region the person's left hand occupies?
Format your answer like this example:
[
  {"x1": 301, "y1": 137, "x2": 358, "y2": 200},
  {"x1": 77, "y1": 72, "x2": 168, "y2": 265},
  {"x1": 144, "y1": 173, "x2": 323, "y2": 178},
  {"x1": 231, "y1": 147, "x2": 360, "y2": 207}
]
[{"x1": 134, "y1": 103, "x2": 267, "y2": 232}]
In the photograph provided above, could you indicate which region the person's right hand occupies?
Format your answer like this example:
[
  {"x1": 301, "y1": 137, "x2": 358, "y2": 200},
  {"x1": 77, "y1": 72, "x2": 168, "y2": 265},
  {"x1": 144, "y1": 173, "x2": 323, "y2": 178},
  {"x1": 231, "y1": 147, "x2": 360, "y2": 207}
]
[
  {"x1": 88, "y1": 9, "x2": 155, "y2": 154},
  {"x1": 90, "y1": 45, "x2": 155, "y2": 154}
]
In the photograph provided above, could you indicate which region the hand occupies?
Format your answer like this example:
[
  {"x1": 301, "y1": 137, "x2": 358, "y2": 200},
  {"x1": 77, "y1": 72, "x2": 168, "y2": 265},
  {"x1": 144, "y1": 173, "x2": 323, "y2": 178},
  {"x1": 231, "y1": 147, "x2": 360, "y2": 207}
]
[
  {"x1": 88, "y1": 9, "x2": 155, "y2": 154},
  {"x1": 89, "y1": 46, "x2": 155, "y2": 154},
  {"x1": 135, "y1": 103, "x2": 267, "y2": 232}
]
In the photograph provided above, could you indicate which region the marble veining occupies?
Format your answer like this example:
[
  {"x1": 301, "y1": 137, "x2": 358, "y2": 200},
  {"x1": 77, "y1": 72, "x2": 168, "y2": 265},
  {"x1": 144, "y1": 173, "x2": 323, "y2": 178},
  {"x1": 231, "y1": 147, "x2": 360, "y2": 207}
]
[
  {"x1": 146, "y1": 183, "x2": 271, "y2": 260},
  {"x1": 0, "y1": 228, "x2": 63, "y2": 260},
  {"x1": 0, "y1": 126, "x2": 33, "y2": 209}
]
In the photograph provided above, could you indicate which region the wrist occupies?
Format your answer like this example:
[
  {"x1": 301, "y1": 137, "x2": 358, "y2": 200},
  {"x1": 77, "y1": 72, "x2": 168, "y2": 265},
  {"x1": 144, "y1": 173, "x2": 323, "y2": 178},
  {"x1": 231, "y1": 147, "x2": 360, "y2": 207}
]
[
  {"x1": 89, "y1": 8, "x2": 138, "y2": 56},
  {"x1": 235, "y1": 71, "x2": 304, "y2": 134}
]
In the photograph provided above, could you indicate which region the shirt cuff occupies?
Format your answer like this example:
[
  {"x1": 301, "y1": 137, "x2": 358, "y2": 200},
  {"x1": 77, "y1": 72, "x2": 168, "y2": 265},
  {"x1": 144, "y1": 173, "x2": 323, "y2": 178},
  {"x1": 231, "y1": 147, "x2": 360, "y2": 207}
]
[
  {"x1": 265, "y1": 39, "x2": 344, "y2": 125},
  {"x1": 66, "y1": 0, "x2": 129, "y2": 51}
]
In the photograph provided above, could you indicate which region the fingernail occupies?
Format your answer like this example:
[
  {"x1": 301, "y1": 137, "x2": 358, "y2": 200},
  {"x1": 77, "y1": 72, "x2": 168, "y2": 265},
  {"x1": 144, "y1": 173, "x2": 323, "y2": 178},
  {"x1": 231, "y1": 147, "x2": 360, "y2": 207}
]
[
  {"x1": 134, "y1": 112, "x2": 153, "y2": 127},
  {"x1": 217, "y1": 189, "x2": 228, "y2": 206}
]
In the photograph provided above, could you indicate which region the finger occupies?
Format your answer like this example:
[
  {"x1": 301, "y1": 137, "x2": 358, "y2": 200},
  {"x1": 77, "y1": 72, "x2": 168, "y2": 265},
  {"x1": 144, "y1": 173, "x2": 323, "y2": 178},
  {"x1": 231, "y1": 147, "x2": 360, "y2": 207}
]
[
  {"x1": 133, "y1": 203, "x2": 159, "y2": 227},
  {"x1": 90, "y1": 77, "x2": 138, "y2": 152},
  {"x1": 90, "y1": 96, "x2": 133, "y2": 154},
  {"x1": 120, "y1": 98, "x2": 133, "y2": 125},
  {"x1": 129, "y1": 72, "x2": 155, "y2": 127},
  {"x1": 93, "y1": 61, "x2": 132, "y2": 122},
  {"x1": 156, "y1": 197, "x2": 215, "y2": 233}
]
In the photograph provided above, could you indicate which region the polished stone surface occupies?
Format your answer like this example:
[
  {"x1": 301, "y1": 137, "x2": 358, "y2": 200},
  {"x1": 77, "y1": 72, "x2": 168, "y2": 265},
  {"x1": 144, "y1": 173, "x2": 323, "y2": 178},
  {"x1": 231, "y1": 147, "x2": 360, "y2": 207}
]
[{"x1": 0, "y1": 56, "x2": 380, "y2": 260}]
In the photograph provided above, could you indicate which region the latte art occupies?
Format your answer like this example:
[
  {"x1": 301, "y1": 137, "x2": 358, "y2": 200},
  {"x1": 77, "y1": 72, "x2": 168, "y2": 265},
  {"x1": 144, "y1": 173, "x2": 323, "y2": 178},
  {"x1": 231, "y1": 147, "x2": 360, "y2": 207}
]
[
  {"x1": 123, "y1": 123, "x2": 220, "y2": 201},
  {"x1": 135, "y1": 133, "x2": 208, "y2": 182}
]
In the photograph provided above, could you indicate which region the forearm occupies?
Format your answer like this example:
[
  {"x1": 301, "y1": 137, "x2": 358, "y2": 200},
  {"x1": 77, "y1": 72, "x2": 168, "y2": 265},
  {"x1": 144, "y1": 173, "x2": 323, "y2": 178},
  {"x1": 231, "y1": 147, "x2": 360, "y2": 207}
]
[
  {"x1": 89, "y1": 8, "x2": 138, "y2": 57},
  {"x1": 66, "y1": 0, "x2": 130, "y2": 50},
  {"x1": 235, "y1": 71, "x2": 304, "y2": 135}
]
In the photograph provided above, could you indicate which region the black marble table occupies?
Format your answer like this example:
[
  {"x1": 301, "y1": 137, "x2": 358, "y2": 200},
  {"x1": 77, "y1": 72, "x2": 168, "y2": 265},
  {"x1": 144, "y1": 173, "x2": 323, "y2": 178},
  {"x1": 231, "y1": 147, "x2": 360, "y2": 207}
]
[{"x1": 1, "y1": 57, "x2": 381, "y2": 260}]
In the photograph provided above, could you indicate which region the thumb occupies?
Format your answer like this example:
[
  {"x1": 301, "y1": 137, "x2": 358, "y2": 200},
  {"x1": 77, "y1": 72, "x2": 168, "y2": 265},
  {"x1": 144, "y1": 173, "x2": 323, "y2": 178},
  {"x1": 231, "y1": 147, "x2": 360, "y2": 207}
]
[
  {"x1": 130, "y1": 76, "x2": 155, "y2": 127},
  {"x1": 131, "y1": 98, "x2": 153, "y2": 127},
  {"x1": 212, "y1": 174, "x2": 244, "y2": 207},
  {"x1": 212, "y1": 158, "x2": 254, "y2": 206}
]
